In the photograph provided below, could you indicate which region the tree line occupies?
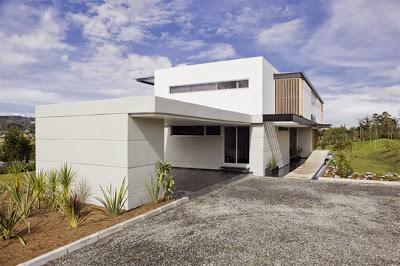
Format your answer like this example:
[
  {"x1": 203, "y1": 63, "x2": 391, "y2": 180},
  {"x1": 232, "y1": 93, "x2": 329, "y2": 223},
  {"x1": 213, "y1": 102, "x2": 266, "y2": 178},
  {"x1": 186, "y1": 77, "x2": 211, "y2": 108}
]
[{"x1": 319, "y1": 111, "x2": 399, "y2": 149}]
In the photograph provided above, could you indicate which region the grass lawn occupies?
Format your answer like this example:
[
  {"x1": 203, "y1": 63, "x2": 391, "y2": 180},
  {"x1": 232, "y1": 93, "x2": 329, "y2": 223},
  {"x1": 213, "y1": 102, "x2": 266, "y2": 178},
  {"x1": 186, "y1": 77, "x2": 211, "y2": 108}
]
[{"x1": 330, "y1": 139, "x2": 400, "y2": 174}]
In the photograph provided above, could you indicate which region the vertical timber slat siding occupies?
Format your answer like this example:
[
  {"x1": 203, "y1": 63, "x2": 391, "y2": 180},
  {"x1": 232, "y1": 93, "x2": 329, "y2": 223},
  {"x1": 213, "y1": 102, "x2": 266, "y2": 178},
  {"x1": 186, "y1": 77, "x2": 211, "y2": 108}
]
[{"x1": 275, "y1": 78, "x2": 301, "y2": 116}]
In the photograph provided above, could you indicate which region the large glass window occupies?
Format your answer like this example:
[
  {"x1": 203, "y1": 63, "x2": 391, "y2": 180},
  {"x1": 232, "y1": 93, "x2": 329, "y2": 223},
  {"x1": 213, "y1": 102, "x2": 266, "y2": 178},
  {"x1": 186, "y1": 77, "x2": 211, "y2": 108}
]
[
  {"x1": 224, "y1": 127, "x2": 236, "y2": 163},
  {"x1": 170, "y1": 79, "x2": 249, "y2": 93},
  {"x1": 237, "y1": 127, "x2": 249, "y2": 163},
  {"x1": 224, "y1": 126, "x2": 249, "y2": 164}
]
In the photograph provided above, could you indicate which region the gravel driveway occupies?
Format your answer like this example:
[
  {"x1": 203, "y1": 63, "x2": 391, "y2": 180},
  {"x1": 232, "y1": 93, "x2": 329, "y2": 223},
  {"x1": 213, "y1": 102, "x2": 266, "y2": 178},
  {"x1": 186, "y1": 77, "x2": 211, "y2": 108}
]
[{"x1": 50, "y1": 176, "x2": 400, "y2": 265}]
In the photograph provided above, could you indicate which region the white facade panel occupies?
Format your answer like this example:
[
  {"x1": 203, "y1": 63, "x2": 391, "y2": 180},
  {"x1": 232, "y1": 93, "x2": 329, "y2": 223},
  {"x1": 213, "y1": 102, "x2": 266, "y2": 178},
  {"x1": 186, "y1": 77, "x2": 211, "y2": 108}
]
[
  {"x1": 303, "y1": 81, "x2": 323, "y2": 123},
  {"x1": 155, "y1": 57, "x2": 265, "y2": 115},
  {"x1": 164, "y1": 126, "x2": 224, "y2": 170},
  {"x1": 262, "y1": 59, "x2": 278, "y2": 114}
]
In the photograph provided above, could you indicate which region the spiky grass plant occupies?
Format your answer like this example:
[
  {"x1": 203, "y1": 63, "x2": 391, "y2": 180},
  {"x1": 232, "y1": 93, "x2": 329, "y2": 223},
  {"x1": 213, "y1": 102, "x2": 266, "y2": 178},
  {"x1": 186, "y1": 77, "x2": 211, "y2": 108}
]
[
  {"x1": 96, "y1": 177, "x2": 128, "y2": 217},
  {"x1": 6, "y1": 183, "x2": 36, "y2": 219},
  {"x1": 58, "y1": 163, "x2": 76, "y2": 198},
  {"x1": 58, "y1": 191, "x2": 88, "y2": 229},
  {"x1": 46, "y1": 169, "x2": 59, "y2": 210},
  {"x1": 146, "y1": 175, "x2": 162, "y2": 204},
  {"x1": 8, "y1": 161, "x2": 25, "y2": 189},
  {"x1": 25, "y1": 171, "x2": 47, "y2": 209},
  {"x1": 0, "y1": 204, "x2": 25, "y2": 245}
]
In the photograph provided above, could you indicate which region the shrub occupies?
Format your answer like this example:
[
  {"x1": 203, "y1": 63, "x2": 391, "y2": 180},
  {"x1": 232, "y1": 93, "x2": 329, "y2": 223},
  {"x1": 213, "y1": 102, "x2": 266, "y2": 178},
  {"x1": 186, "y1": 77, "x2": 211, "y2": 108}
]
[
  {"x1": 6, "y1": 182, "x2": 36, "y2": 219},
  {"x1": 58, "y1": 163, "x2": 76, "y2": 198},
  {"x1": 58, "y1": 191, "x2": 88, "y2": 228},
  {"x1": 146, "y1": 175, "x2": 162, "y2": 204},
  {"x1": 335, "y1": 152, "x2": 353, "y2": 178},
  {"x1": 96, "y1": 177, "x2": 128, "y2": 217},
  {"x1": 266, "y1": 159, "x2": 277, "y2": 169},
  {"x1": 25, "y1": 171, "x2": 47, "y2": 209},
  {"x1": 0, "y1": 203, "x2": 25, "y2": 245},
  {"x1": 46, "y1": 169, "x2": 59, "y2": 210},
  {"x1": 157, "y1": 161, "x2": 174, "y2": 201}
]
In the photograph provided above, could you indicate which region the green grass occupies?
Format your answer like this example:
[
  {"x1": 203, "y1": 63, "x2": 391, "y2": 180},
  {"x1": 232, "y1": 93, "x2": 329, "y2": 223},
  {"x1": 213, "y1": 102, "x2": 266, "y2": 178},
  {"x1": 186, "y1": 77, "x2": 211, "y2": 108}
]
[{"x1": 330, "y1": 139, "x2": 400, "y2": 174}]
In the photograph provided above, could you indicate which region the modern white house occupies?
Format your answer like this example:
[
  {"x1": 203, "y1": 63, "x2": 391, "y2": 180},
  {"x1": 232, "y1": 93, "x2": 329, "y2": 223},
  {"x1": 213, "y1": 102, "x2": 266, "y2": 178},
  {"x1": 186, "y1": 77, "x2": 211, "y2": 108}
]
[{"x1": 36, "y1": 56, "x2": 328, "y2": 209}]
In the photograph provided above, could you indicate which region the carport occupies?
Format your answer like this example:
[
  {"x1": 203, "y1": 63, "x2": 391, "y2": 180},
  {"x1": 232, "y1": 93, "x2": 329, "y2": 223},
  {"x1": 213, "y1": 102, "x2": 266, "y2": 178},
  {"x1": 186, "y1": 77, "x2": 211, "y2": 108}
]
[{"x1": 36, "y1": 96, "x2": 252, "y2": 210}]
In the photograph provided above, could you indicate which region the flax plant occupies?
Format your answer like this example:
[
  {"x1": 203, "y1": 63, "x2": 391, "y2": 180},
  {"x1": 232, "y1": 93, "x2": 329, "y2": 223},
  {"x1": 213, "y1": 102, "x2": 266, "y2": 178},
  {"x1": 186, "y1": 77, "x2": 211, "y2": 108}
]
[{"x1": 96, "y1": 177, "x2": 128, "y2": 217}]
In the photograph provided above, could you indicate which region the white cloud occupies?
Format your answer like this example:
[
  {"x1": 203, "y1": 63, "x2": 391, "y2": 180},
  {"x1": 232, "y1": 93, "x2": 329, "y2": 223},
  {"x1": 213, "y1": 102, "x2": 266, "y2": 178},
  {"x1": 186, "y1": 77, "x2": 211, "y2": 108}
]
[
  {"x1": 71, "y1": 0, "x2": 187, "y2": 43},
  {"x1": 302, "y1": 0, "x2": 400, "y2": 69},
  {"x1": 257, "y1": 19, "x2": 303, "y2": 48},
  {"x1": 215, "y1": 5, "x2": 293, "y2": 37},
  {"x1": 0, "y1": 87, "x2": 63, "y2": 106},
  {"x1": 324, "y1": 84, "x2": 400, "y2": 126},
  {"x1": 189, "y1": 43, "x2": 237, "y2": 61},
  {"x1": 161, "y1": 33, "x2": 206, "y2": 51},
  {"x1": 0, "y1": 7, "x2": 72, "y2": 68}
]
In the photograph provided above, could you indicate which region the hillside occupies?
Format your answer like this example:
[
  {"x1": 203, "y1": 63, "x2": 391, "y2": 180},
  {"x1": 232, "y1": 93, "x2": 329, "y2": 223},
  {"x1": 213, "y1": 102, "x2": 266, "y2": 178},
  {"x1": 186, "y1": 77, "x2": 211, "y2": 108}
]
[
  {"x1": 346, "y1": 139, "x2": 400, "y2": 173},
  {"x1": 0, "y1": 116, "x2": 35, "y2": 134}
]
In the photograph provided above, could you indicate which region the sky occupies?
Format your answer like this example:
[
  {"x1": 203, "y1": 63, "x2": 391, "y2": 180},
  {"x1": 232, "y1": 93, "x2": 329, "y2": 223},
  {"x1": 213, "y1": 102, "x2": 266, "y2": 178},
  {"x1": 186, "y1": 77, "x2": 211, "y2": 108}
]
[{"x1": 0, "y1": 0, "x2": 399, "y2": 126}]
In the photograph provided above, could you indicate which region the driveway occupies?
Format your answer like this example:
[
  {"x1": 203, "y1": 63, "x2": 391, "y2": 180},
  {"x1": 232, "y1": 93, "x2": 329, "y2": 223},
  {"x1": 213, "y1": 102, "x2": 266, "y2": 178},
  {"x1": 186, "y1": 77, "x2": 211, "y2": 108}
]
[{"x1": 50, "y1": 176, "x2": 400, "y2": 265}]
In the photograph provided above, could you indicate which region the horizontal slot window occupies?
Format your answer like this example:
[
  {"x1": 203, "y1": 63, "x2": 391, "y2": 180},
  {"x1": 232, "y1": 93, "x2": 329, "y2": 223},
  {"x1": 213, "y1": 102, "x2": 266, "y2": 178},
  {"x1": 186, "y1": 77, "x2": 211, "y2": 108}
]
[
  {"x1": 171, "y1": 126, "x2": 204, "y2": 135},
  {"x1": 191, "y1": 83, "x2": 216, "y2": 92},
  {"x1": 238, "y1": 79, "x2": 249, "y2": 88},
  {"x1": 206, "y1": 126, "x2": 221, "y2": 135},
  {"x1": 217, "y1": 81, "x2": 236, "y2": 90},
  {"x1": 170, "y1": 85, "x2": 191, "y2": 93},
  {"x1": 170, "y1": 79, "x2": 249, "y2": 93}
]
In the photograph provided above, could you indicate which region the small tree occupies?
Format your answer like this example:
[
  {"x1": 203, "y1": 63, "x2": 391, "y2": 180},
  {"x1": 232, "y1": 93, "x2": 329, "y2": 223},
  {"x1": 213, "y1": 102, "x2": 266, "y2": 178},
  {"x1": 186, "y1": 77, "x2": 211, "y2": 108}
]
[
  {"x1": 335, "y1": 152, "x2": 353, "y2": 178},
  {"x1": 1, "y1": 128, "x2": 32, "y2": 163}
]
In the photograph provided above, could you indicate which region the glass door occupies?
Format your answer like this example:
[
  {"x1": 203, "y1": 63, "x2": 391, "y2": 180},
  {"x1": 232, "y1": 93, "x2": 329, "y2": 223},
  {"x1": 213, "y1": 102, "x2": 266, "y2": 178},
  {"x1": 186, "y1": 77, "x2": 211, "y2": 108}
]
[
  {"x1": 224, "y1": 126, "x2": 249, "y2": 164},
  {"x1": 224, "y1": 127, "x2": 236, "y2": 163}
]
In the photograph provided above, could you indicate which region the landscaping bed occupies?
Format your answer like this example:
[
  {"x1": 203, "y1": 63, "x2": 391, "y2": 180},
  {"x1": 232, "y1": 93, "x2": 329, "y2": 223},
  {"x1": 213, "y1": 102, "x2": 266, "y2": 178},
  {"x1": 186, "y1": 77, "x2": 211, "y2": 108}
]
[
  {"x1": 0, "y1": 201, "x2": 167, "y2": 266},
  {"x1": 323, "y1": 161, "x2": 400, "y2": 181}
]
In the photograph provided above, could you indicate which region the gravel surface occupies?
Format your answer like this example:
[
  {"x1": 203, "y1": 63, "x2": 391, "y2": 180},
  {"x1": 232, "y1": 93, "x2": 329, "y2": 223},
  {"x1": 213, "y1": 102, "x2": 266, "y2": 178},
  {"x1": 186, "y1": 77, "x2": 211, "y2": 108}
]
[{"x1": 49, "y1": 176, "x2": 400, "y2": 265}]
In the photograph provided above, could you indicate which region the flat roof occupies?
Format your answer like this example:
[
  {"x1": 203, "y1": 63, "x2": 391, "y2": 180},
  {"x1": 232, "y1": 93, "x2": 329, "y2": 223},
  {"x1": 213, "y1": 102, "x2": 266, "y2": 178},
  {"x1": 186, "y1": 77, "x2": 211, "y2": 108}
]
[
  {"x1": 273, "y1": 72, "x2": 324, "y2": 104},
  {"x1": 36, "y1": 96, "x2": 253, "y2": 125}
]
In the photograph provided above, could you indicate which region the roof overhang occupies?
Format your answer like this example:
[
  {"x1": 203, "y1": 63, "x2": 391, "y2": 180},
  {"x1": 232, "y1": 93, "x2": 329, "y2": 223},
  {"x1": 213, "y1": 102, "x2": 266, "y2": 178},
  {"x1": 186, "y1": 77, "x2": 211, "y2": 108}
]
[
  {"x1": 274, "y1": 72, "x2": 324, "y2": 104},
  {"x1": 263, "y1": 114, "x2": 331, "y2": 128},
  {"x1": 36, "y1": 96, "x2": 253, "y2": 126},
  {"x1": 136, "y1": 76, "x2": 154, "y2": 85}
]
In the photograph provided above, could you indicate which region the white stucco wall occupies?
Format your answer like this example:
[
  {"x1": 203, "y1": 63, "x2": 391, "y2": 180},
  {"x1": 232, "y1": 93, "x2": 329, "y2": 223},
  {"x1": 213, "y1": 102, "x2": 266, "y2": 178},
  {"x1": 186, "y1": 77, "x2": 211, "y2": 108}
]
[
  {"x1": 155, "y1": 57, "x2": 267, "y2": 115},
  {"x1": 36, "y1": 99, "x2": 167, "y2": 210},
  {"x1": 164, "y1": 126, "x2": 224, "y2": 169},
  {"x1": 262, "y1": 58, "x2": 279, "y2": 114},
  {"x1": 297, "y1": 127, "x2": 313, "y2": 157},
  {"x1": 303, "y1": 81, "x2": 323, "y2": 123}
]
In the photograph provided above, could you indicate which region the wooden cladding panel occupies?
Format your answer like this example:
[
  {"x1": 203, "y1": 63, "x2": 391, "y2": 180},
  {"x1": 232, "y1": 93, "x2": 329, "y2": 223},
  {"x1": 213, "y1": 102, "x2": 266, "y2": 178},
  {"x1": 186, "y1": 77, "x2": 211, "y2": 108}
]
[{"x1": 275, "y1": 78, "x2": 301, "y2": 115}]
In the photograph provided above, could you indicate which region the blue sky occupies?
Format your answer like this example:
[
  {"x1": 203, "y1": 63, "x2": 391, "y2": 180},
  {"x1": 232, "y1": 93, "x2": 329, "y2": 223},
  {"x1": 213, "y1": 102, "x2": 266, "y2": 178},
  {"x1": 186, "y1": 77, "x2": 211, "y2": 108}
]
[{"x1": 0, "y1": 0, "x2": 399, "y2": 126}]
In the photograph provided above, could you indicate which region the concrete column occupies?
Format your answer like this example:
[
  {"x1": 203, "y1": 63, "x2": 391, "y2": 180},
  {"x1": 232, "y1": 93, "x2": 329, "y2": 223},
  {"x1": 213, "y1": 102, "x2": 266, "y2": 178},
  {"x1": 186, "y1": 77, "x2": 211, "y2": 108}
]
[
  {"x1": 249, "y1": 124, "x2": 266, "y2": 176},
  {"x1": 127, "y1": 117, "x2": 164, "y2": 209}
]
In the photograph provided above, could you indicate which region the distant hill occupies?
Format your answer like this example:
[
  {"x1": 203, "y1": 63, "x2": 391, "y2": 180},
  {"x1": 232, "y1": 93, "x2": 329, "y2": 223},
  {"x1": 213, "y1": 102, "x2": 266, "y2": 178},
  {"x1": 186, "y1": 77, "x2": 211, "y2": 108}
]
[{"x1": 0, "y1": 116, "x2": 35, "y2": 134}]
